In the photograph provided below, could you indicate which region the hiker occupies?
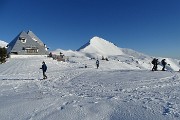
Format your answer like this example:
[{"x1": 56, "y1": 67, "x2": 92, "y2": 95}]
[
  {"x1": 96, "y1": 59, "x2": 99, "y2": 69},
  {"x1": 155, "y1": 59, "x2": 159, "y2": 71},
  {"x1": 40, "y1": 61, "x2": 47, "y2": 79},
  {"x1": 152, "y1": 58, "x2": 158, "y2": 71},
  {"x1": 161, "y1": 59, "x2": 167, "y2": 71}
]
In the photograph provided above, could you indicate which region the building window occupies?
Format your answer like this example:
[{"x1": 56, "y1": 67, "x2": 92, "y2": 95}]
[
  {"x1": 19, "y1": 37, "x2": 26, "y2": 43},
  {"x1": 11, "y1": 52, "x2": 18, "y2": 55},
  {"x1": 24, "y1": 47, "x2": 39, "y2": 53}
]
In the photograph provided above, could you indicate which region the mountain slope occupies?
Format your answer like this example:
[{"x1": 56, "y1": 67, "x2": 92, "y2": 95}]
[
  {"x1": 1, "y1": 57, "x2": 180, "y2": 120},
  {"x1": 77, "y1": 36, "x2": 124, "y2": 57},
  {"x1": 52, "y1": 36, "x2": 180, "y2": 71},
  {"x1": 52, "y1": 49, "x2": 84, "y2": 57}
]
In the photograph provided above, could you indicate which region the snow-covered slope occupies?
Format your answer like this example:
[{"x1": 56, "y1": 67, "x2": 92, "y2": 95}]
[
  {"x1": 52, "y1": 36, "x2": 180, "y2": 71},
  {"x1": 0, "y1": 40, "x2": 8, "y2": 48},
  {"x1": 77, "y1": 36, "x2": 124, "y2": 58},
  {"x1": 1, "y1": 57, "x2": 180, "y2": 120},
  {"x1": 51, "y1": 49, "x2": 84, "y2": 57},
  {"x1": 122, "y1": 48, "x2": 150, "y2": 59},
  {"x1": 1, "y1": 36, "x2": 180, "y2": 119}
]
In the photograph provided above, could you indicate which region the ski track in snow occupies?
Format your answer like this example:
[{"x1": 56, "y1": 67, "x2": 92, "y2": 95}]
[{"x1": 1, "y1": 58, "x2": 180, "y2": 120}]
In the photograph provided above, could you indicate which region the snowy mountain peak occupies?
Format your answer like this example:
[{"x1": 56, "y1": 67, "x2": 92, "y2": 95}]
[
  {"x1": 77, "y1": 36, "x2": 124, "y2": 57},
  {"x1": 0, "y1": 40, "x2": 8, "y2": 48},
  {"x1": 90, "y1": 36, "x2": 113, "y2": 44},
  {"x1": 89, "y1": 36, "x2": 106, "y2": 43}
]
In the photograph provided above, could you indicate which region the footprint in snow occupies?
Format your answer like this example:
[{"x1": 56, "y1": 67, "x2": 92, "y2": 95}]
[{"x1": 162, "y1": 102, "x2": 175, "y2": 116}]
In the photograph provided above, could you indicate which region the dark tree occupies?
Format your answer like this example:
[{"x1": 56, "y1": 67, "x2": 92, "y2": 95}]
[{"x1": 0, "y1": 47, "x2": 7, "y2": 63}]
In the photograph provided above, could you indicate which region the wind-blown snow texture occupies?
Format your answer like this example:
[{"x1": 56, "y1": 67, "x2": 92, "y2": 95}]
[{"x1": 1, "y1": 37, "x2": 180, "y2": 120}]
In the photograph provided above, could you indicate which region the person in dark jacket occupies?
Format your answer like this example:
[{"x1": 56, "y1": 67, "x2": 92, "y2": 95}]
[
  {"x1": 161, "y1": 59, "x2": 167, "y2": 71},
  {"x1": 155, "y1": 59, "x2": 159, "y2": 71},
  {"x1": 152, "y1": 58, "x2": 158, "y2": 71},
  {"x1": 40, "y1": 61, "x2": 47, "y2": 79},
  {"x1": 96, "y1": 59, "x2": 99, "y2": 69},
  {"x1": 152, "y1": 58, "x2": 156, "y2": 71}
]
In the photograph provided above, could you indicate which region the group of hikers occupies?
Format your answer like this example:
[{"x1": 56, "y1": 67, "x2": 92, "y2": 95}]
[
  {"x1": 40, "y1": 58, "x2": 168, "y2": 79},
  {"x1": 151, "y1": 58, "x2": 167, "y2": 71},
  {"x1": 40, "y1": 59, "x2": 100, "y2": 79}
]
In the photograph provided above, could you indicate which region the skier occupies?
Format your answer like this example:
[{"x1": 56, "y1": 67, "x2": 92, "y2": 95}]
[
  {"x1": 161, "y1": 59, "x2": 167, "y2": 71},
  {"x1": 40, "y1": 61, "x2": 47, "y2": 79},
  {"x1": 96, "y1": 59, "x2": 99, "y2": 69}
]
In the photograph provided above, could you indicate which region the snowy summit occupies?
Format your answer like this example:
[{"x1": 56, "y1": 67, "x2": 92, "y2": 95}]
[{"x1": 77, "y1": 36, "x2": 124, "y2": 57}]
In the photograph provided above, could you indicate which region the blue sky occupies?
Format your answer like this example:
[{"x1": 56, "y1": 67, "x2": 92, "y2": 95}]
[{"x1": 0, "y1": 0, "x2": 180, "y2": 58}]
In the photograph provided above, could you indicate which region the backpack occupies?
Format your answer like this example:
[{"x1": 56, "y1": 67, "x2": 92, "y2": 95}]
[
  {"x1": 161, "y1": 60, "x2": 166, "y2": 65},
  {"x1": 44, "y1": 64, "x2": 47, "y2": 71},
  {"x1": 151, "y1": 59, "x2": 155, "y2": 64},
  {"x1": 96, "y1": 60, "x2": 99, "y2": 65},
  {"x1": 42, "y1": 64, "x2": 47, "y2": 72}
]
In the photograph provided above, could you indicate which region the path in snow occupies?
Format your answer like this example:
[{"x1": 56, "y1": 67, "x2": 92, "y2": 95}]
[{"x1": 0, "y1": 58, "x2": 180, "y2": 120}]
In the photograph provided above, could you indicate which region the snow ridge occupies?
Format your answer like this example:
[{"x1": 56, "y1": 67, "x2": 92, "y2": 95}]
[
  {"x1": 77, "y1": 36, "x2": 124, "y2": 57},
  {"x1": 52, "y1": 36, "x2": 180, "y2": 71}
]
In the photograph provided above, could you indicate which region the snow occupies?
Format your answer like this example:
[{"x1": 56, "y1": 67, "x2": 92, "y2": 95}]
[
  {"x1": 77, "y1": 36, "x2": 124, "y2": 58},
  {"x1": 52, "y1": 36, "x2": 180, "y2": 71},
  {"x1": 1, "y1": 36, "x2": 180, "y2": 120},
  {"x1": 0, "y1": 40, "x2": 8, "y2": 48},
  {"x1": 9, "y1": 55, "x2": 48, "y2": 58},
  {"x1": 1, "y1": 56, "x2": 180, "y2": 120},
  {"x1": 51, "y1": 49, "x2": 84, "y2": 57}
]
